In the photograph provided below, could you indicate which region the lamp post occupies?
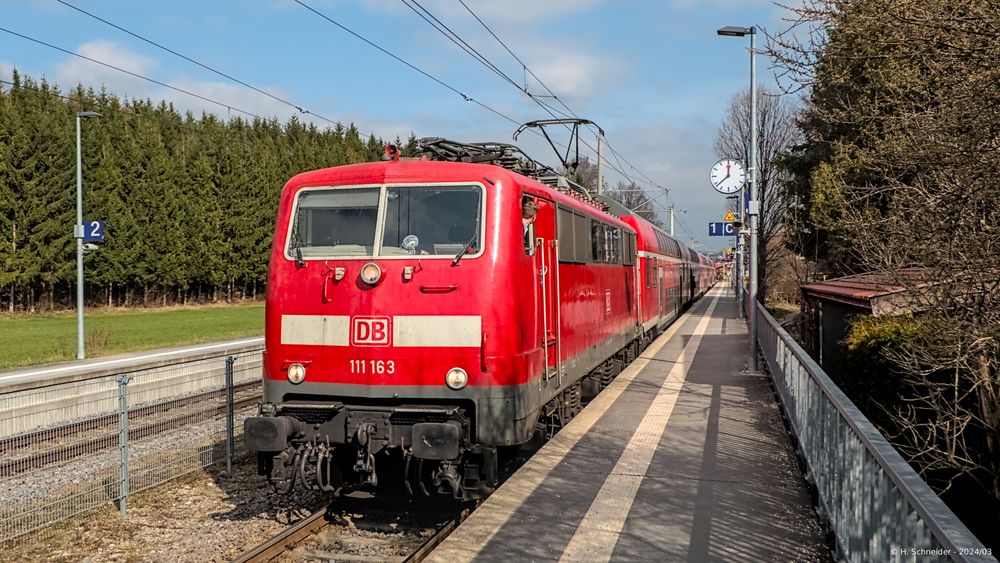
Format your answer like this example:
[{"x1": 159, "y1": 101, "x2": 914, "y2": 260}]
[
  {"x1": 717, "y1": 25, "x2": 759, "y2": 370},
  {"x1": 76, "y1": 111, "x2": 100, "y2": 360}
]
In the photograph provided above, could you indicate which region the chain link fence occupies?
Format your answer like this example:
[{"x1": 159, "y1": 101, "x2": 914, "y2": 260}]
[{"x1": 0, "y1": 349, "x2": 262, "y2": 544}]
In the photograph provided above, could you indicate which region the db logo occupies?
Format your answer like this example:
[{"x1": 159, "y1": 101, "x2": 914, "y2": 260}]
[{"x1": 351, "y1": 316, "x2": 391, "y2": 347}]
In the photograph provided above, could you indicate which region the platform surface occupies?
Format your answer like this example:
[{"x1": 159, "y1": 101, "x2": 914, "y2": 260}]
[{"x1": 430, "y1": 286, "x2": 831, "y2": 562}]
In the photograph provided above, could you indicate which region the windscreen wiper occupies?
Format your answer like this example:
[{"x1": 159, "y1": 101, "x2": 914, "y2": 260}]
[
  {"x1": 452, "y1": 231, "x2": 478, "y2": 266},
  {"x1": 453, "y1": 195, "x2": 483, "y2": 266}
]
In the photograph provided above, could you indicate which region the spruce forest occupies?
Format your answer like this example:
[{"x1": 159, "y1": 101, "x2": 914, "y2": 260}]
[{"x1": 0, "y1": 71, "x2": 411, "y2": 312}]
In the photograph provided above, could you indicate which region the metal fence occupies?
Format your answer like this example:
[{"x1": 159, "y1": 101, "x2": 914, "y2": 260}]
[
  {"x1": 0, "y1": 349, "x2": 262, "y2": 543},
  {"x1": 755, "y1": 305, "x2": 994, "y2": 562}
]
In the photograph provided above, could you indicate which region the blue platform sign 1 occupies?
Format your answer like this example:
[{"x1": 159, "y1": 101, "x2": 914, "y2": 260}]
[
  {"x1": 708, "y1": 222, "x2": 736, "y2": 237},
  {"x1": 83, "y1": 220, "x2": 105, "y2": 243}
]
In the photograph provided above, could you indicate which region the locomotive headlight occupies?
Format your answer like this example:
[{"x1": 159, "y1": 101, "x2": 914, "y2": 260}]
[
  {"x1": 445, "y1": 367, "x2": 468, "y2": 390},
  {"x1": 286, "y1": 363, "x2": 307, "y2": 384},
  {"x1": 360, "y1": 262, "x2": 382, "y2": 285}
]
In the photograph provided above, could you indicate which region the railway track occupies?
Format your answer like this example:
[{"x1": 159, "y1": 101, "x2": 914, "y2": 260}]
[
  {"x1": 232, "y1": 498, "x2": 477, "y2": 563},
  {"x1": 0, "y1": 382, "x2": 261, "y2": 476},
  {"x1": 232, "y1": 508, "x2": 332, "y2": 563}
]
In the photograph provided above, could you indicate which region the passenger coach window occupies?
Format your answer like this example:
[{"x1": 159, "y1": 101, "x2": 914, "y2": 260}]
[
  {"x1": 609, "y1": 228, "x2": 620, "y2": 264},
  {"x1": 590, "y1": 221, "x2": 621, "y2": 263}
]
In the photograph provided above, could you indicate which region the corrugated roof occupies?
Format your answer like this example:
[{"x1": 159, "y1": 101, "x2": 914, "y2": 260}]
[{"x1": 801, "y1": 268, "x2": 931, "y2": 313}]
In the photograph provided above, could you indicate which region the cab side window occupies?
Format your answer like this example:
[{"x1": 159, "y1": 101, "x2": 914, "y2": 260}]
[{"x1": 522, "y1": 196, "x2": 537, "y2": 256}]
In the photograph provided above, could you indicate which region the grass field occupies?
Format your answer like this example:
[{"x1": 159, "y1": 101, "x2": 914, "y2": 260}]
[{"x1": 0, "y1": 303, "x2": 265, "y2": 370}]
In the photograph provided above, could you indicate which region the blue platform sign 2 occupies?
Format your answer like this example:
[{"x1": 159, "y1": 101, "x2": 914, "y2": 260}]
[
  {"x1": 708, "y1": 222, "x2": 735, "y2": 237},
  {"x1": 83, "y1": 220, "x2": 105, "y2": 243}
]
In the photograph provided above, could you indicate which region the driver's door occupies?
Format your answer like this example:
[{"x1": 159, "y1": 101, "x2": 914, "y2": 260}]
[{"x1": 532, "y1": 198, "x2": 559, "y2": 384}]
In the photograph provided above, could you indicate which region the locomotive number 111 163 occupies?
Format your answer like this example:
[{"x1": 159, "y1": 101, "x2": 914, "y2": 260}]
[{"x1": 348, "y1": 359, "x2": 396, "y2": 375}]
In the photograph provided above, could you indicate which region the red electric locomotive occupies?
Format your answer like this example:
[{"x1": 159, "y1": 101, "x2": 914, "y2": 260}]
[{"x1": 245, "y1": 139, "x2": 712, "y2": 500}]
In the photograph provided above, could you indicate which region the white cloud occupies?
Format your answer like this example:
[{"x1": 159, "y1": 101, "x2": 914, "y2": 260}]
[
  {"x1": 333, "y1": 110, "x2": 420, "y2": 142},
  {"x1": 0, "y1": 60, "x2": 16, "y2": 82},
  {"x1": 528, "y1": 47, "x2": 629, "y2": 102},
  {"x1": 398, "y1": 9, "x2": 629, "y2": 106},
  {"x1": 54, "y1": 40, "x2": 160, "y2": 97},
  {"x1": 46, "y1": 42, "x2": 340, "y2": 128},
  {"x1": 161, "y1": 76, "x2": 301, "y2": 121}
]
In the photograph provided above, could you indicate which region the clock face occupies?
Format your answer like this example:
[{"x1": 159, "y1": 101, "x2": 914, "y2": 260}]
[{"x1": 710, "y1": 159, "x2": 746, "y2": 194}]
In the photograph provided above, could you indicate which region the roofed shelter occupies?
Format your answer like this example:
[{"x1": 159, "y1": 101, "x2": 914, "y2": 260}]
[{"x1": 800, "y1": 268, "x2": 933, "y2": 374}]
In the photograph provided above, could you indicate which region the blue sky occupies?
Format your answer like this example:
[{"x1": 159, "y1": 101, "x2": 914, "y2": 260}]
[{"x1": 0, "y1": 0, "x2": 792, "y2": 253}]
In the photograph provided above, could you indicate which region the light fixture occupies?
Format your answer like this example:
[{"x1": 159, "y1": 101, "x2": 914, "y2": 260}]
[
  {"x1": 360, "y1": 262, "x2": 382, "y2": 285},
  {"x1": 445, "y1": 367, "x2": 468, "y2": 390},
  {"x1": 716, "y1": 25, "x2": 752, "y2": 37},
  {"x1": 287, "y1": 363, "x2": 307, "y2": 384}
]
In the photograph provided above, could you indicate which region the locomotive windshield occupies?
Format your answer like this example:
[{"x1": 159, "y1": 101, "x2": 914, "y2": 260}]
[
  {"x1": 286, "y1": 184, "x2": 483, "y2": 259},
  {"x1": 290, "y1": 188, "x2": 380, "y2": 257}
]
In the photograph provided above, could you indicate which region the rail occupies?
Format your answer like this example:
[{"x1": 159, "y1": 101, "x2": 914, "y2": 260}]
[
  {"x1": 755, "y1": 303, "x2": 994, "y2": 562},
  {"x1": 232, "y1": 508, "x2": 331, "y2": 563}
]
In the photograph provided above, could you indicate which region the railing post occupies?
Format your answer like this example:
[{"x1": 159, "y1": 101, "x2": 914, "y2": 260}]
[
  {"x1": 116, "y1": 374, "x2": 132, "y2": 517},
  {"x1": 225, "y1": 355, "x2": 235, "y2": 474}
]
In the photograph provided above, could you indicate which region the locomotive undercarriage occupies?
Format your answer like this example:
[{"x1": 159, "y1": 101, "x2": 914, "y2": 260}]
[{"x1": 246, "y1": 401, "x2": 497, "y2": 501}]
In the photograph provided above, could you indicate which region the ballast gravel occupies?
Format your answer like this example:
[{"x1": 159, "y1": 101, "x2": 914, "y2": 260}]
[{"x1": 7, "y1": 451, "x2": 329, "y2": 562}]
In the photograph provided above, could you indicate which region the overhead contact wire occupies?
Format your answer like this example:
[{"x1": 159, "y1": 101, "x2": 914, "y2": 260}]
[
  {"x1": 401, "y1": 0, "x2": 523, "y2": 93},
  {"x1": 293, "y1": 0, "x2": 531, "y2": 131},
  {"x1": 456, "y1": 0, "x2": 579, "y2": 119},
  {"x1": 54, "y1": 0, "x2": 338, "y2": 122},
  {"x1": 295, "y1": 0, "x2": 472, "y2": 103},
  {"x1": 452, "y1": 0, "x2": 661, "y2": 193}
]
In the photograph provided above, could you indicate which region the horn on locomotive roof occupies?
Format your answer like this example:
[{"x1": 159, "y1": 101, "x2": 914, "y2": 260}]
[{"x1": 382, "y1": 144, "x2": 401, "y2": 162}]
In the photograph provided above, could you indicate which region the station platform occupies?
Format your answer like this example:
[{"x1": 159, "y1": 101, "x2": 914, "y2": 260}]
[{"x1": 429, "y1": 286, "x2": 831, "y2": 562}]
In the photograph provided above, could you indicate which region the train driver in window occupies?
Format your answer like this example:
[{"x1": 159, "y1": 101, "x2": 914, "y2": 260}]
[{"x1": 522, "y1": 197, "x2": 537, "y2": 254}]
